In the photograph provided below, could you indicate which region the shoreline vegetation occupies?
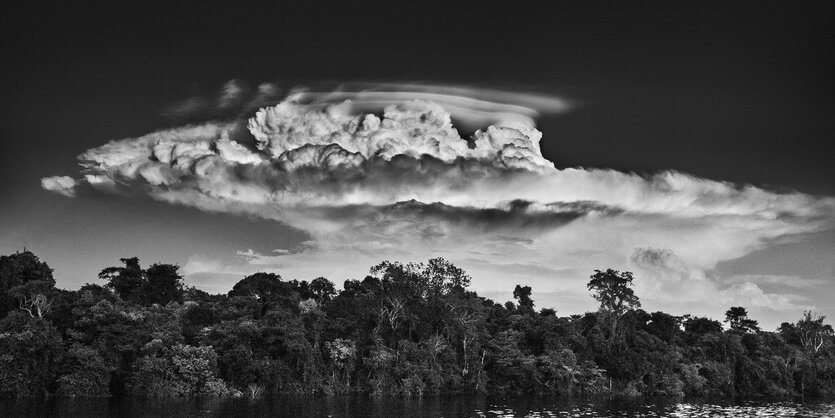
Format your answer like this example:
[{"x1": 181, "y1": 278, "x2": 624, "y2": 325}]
[{"x1": 0, "y1": 250, "x2": 832, "y2": 400}]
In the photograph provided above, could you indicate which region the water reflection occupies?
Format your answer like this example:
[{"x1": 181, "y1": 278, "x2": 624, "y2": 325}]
[{"x1": 3, "y1": 396, "x2": 834, "y2": 417}]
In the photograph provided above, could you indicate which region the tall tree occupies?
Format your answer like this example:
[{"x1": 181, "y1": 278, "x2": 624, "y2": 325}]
[
  {"x1": 98, "y1": 257, "x2": 144, "y2": 302},
  {"x1": 142, "y1": 263, "x2": 185, "y2": 305},
  {"x1": 724, "y1": 306, "x2": 760, "y2": 333},
  {"x1": 513, "y1": 285, "x2": 535, "y2": 315},
  {"x1": 587, "y1": 269, "x2": 640, "y2": 316},
  {"x1": 99, "y1": 258, "x2": 184, "y2": 306},
  {"x1": 587, "y1": 269, "x2": 640, "y2": 338}
]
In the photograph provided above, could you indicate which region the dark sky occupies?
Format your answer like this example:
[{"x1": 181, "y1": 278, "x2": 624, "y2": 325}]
[
  {"x1": 3, "y1": 2, "x2": 833, "y2": 196},
  {"x1": 1, "y1": 1, "x2": 834, "y2": 312}
]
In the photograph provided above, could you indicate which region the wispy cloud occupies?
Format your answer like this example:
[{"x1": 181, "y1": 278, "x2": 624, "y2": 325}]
[{"x1": 630, "y1": 247, "x2": 812, "y2": 312}]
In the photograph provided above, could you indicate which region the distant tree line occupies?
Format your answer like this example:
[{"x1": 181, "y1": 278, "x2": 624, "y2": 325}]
[{"x1": 0, "y1": 250, "x2": 833, "y2": 399}]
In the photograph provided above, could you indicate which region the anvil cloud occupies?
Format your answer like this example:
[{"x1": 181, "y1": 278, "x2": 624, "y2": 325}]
[{"x1": 42, "y1": 83, "x2": 835, "y2": 322}]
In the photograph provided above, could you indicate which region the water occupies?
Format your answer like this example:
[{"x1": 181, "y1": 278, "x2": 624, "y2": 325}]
[{"x1": 2, "y1": 396, "x2": 834, "y2": 417}]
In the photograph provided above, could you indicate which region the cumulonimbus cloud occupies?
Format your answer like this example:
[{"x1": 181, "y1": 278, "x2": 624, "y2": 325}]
[{"x1": 42, "y1": 82, "x2": 835, "y2": 321}]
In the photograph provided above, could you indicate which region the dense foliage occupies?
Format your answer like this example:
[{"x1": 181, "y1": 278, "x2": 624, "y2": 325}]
[{"x1": 0, "y1": 250, "x2": 833, "y2": 399}]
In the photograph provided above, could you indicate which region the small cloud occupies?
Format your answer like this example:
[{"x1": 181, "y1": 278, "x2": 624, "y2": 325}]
[
  {"x1": 162, "y1": 80, "x2": 282, "y2": 122},
  {"x1": 235, "y1": 249, "x2": 288, "y2": 266},
  {"x1": 41, "y1": 176, "x2": 77, "y2": 197}
]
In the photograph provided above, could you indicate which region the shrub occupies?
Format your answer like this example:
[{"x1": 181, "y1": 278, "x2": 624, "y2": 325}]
[{"x1": 130, "y1": 344, "x2": 232, "y2": 397}]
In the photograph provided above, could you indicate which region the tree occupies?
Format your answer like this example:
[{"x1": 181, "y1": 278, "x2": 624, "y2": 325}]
[
  {"x1": 645, "y1": 311, "x2": 682, "y2": 343},
  {"x1": 131, "y1": 342, "x2": 232, "y2": 397},
  {"x1": 4, "y1": 248, "x2": 835, "y2": 399},
  {"x1": 98, "y1": 258, "x2": 184, "y2": 306},
  {"x1": 229, "y1": 272, "x2": 285, "y2": 299},
  {"x1": 366, "y1": 258, "x2": 473, "y2": 343},
  {"x1": 796, "y1": 311, "x2": 833, "y2": 358},
  {"x1": 325, "y1": 338, "x2": 357, "y2": 387},
  {"x1": 724, "y1": 307, "x2": 760, "y2": 333},
  {"x1": 99, "y1": 257, "x2": 144, "y2": 302},
  {"x1": 142, "y1": 263, "x2": 184, "y2": 305},
  {"x1": 56, "y1": 344, "x2": 115, "y2": 397},
  {"x1": 9, "y1": 280, "x2": 55, "y2": 318},
  {"x1": 587, "y1": 269, "x2": 640, "y2": 339},
  {"x1": 368, "y1": 257, "x2": 471, "y2": 299},
  {"x1": 423, "y1": 257, "x2": 471, "y2": 293},
  {"x1": 0, "y1": 311, "x2": 64, "y2": 397},
  {"x1": 513, "y1": 285, "x2": 535, "y2": 315},
  {"x1": 540, "y1": 308, "x2": 556, "y2": 317},
  {"x1": 684, "y1": 315, "x2": 722, "y2": 335},
  {"x1": 0, "y1": 250, "x2": 55, "y2": 317},
  {"x1": 587, "y1": 269, "x2": 640, "y2": 316},
  {"x1": 309, "y1": 277, "x2": 336, "y2": 303},
  {"x1": 0, "y1": 250, "x2": 54, "y2": 289},
  {"x1": 228, "y1": 273, "x2": 293, "y2": 317}
]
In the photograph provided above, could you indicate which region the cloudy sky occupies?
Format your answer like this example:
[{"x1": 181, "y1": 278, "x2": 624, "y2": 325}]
[{"x1": 2, "y1": 2, "x2": 833, "y2": 329}]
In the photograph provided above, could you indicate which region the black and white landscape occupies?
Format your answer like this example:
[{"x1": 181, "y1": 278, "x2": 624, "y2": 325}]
[{"x1": 1, "y1": 2, "x2": 834, "y2": 416}]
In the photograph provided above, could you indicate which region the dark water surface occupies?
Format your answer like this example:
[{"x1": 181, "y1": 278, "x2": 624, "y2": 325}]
[{"x1": 2, "y1": 396, "x2": 834, "y2": 417}]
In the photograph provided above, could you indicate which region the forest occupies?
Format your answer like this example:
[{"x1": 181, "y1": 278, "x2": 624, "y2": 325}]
[{"x1": 0, "y1": 250, "x2": 833, "y2": 399}]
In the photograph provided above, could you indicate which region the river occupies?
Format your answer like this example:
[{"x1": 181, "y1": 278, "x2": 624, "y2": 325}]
[{"x1": 2, "y1": 395, "x2": 834, "y2": 417}]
